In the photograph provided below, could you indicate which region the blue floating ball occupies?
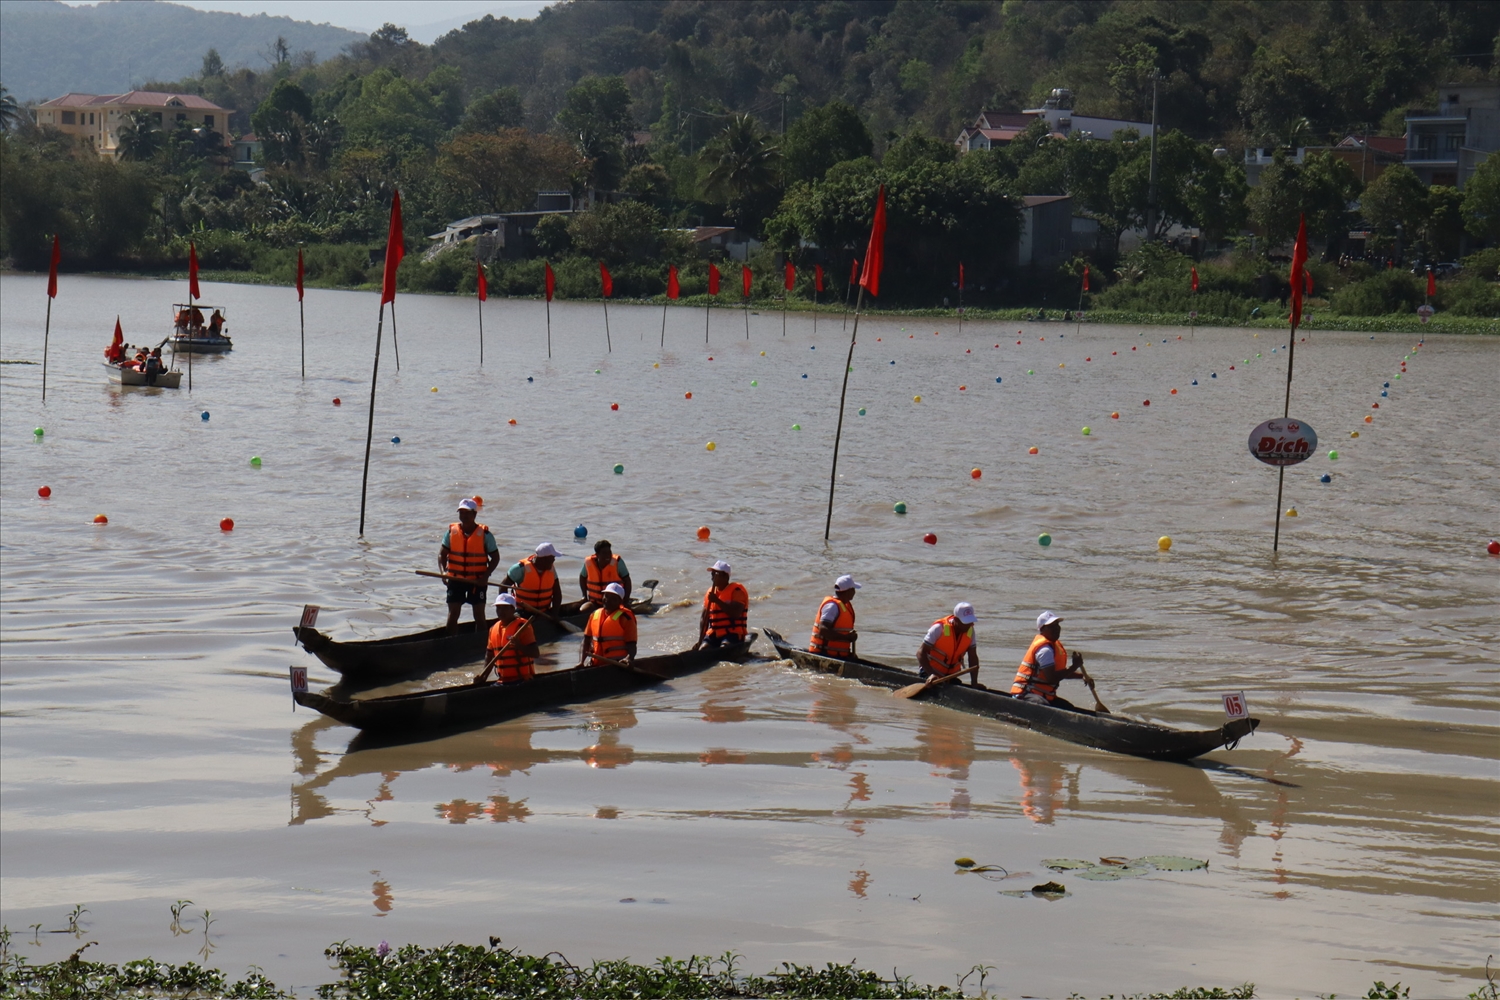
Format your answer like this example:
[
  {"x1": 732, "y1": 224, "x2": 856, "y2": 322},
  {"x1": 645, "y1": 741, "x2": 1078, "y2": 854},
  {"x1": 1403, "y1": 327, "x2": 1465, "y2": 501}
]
[
  {"x1": 1211, "y1": 373, "x2": 1217, "y2": 378},
  {"x1": 1320, "y1": 473, "x2": 1331, "y2": 483},
  {"x1": 994, "y1": 377, "x2": 1002, "y2": 383},
  {"x1": 1383, "y1": 382, "x2": 1390, "y2": 388},
  {"x1": 889, "y1": 360, "x2": 896, "y2": 365},
  {"x1": 1191, "y1": 380, "x2": 1198, "y2": 385},
  {"x1": 1370, "y1": 336, "x2": 1376, "y2": 340},
  {"x1": 574, "y1": 524, "x2": 587, "y2": 539},
  {"x1": 810, "y1": 346, "x2": 816, "y2": 350},
  {"x1": 200, "y1": 411, "x2": 210, "y2": 421},
  {"x1": 801, "y1": 374, "x2": 808, "y2": 379},
  {"x1": 391, "y1": 436, "x2": 401, "y2": 444},
  {"x1": 527, "y1": 376, "x2": 534, "y2": 382}
]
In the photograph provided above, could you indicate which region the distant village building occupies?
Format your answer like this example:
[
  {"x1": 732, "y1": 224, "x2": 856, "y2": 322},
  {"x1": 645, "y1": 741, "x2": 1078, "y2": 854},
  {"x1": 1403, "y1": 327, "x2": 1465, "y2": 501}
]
[
  {"x1": 34, "y1": 91, "x2": 234, "y2": 158},
  {"x1": 1404, "y1": 83, "x2": 1498, "y2": 189},
  {"x1": 684, "y1": 226, "x2": 759, "y2": 261},
  {"x1": 1014, "y1": 195, "x2": 1076, "y2": 268},
  {"x1": 954, "y1": 90, "x2": 1153, "y2": 153},
  {"x1": 1244, "y1": 134, "x2": 1406, "y2": 188},
  {"x1": 427, "y1": 193, "x2": 581, "y2": 262}
]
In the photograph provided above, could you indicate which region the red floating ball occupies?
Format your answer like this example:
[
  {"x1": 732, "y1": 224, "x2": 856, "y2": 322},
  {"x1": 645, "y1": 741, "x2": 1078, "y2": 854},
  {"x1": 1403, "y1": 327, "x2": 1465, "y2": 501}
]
[
  {"x1": 1170, "y1": 388, "x2": 1177, "y2": 394},
  {"x1": 610, "y1": 403, "x2": 619, "y2": 410},
  {"x1": 1085, "y1": 357, "x2": 1091, "y2": 361},
  {"x1": 923, "y1": 533, "x2": 937, "y2": 545},
  {"x1": 697, "y1": 526, "x2": 711, "y2": 541},
  {"x1": 970, "y1": 468, "x2": 982, "y2": 479},
  {"x1": 332, "y1": 397, "x2": 342, "y2": 406},
  {"x1": 1372, "y1": 403, "x2": 1380, "y2": 408},
  {"x1": 1488, "y1": 540, "x2": 1500, "y2": 556},
  {"x1": 1112, "y1": 351, "x2": 1117, "y2": 355},
  {"x1": 220, "y1": 517, "x2": 235, "y2": 531},
  {"x1": 1143, "y1": 400, "x2": 1151, "y2": 406},
  {"x1": 684, "y1": 392, "x2": 693, "y2": 399},
  {"x1": 38, "y1": 486, "x2": 51, "y2": 498}
]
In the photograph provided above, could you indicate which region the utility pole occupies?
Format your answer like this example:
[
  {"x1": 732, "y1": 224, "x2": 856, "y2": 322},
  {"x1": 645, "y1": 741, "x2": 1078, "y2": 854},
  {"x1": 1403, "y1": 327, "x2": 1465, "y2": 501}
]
[{"x1": 1146, "y1": 71, "x2": 1160, "y2": 242}]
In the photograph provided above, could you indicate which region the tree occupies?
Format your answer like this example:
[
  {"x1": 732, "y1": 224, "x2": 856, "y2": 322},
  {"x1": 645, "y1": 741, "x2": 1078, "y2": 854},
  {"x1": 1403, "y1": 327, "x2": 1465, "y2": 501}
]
[
  {"x1": 1361, "y1": 163, "x2": 1431, "y2": 241},
  {"x1": 556, "y1": 76, "x2": 634, "y2": 192},
  {"x1": 201, "y1": 48, "x2": 224, "y2": 78},
  {"x1": 882, "y1": 133, "x2": 955, "y2": 172},
  {"x1": 781, "y1": 102, "x2": 872, "y2": 185},
  {"x1": 251, "y1": 80, "x2": 313, "y2": 166},
  {"x1": 439, "y1": 129, "x2": 579, "y2": 213},
  {"x1": 0, "y1": 84, "x2": 27, "y2": 133},
  {"x1": 567, "y1": 200, "x2": 689, "y2": 265},
  {"x1": 700, "y1": 113, "x2": 781, "y2": 231},
  {"x1": 1106, "y1": 130, "x2": 1247, "y2": 242},
  {"x1": 1424, "y1": 186, "x2": 1465, "y2": 261},
  {"x1": 115, "y1": 110, "x2": 163, "y2": 162},
  {"x1": 459, "y1": 87, "x2": 525, "y2": 134},
  {"x1": 1247, "y1": 150, "x2": 1362, "y2": 248},
  {"x1": 623, "y1": 162, "x2": 671, "y2": 203},
  {"x1": 1461, "y1": 155, "x2": 1500, "y2": 243}
]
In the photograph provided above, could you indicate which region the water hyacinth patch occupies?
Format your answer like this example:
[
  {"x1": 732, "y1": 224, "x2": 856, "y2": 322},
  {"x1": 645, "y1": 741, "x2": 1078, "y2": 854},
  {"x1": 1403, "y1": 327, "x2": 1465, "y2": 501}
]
[{"x1": 1041, "y1": 855, "x2": 1208, "y2": 881}]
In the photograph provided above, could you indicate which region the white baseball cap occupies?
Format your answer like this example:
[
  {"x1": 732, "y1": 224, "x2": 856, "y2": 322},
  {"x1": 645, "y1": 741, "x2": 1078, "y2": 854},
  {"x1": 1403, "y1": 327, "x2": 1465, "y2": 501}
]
[
  {"x1": 534, "y1": 542, "x2": 560, "y2": 558},
  {"x1": 1037, "y1": 610, "x2": 1063, "y2": 629},
  {"x1": 835, "y1": 574, "x2": 862, "y2": 591},
  {"x1": 708, "y1": 560, "x2": 732, "y2": 574},
  {"x1": 494, "y1": 592, "x2": 518, "y2": 607},
  {"x1": 954, "y1": 602, "x2": 977, "y2": 625},
  {"x1": 457, "y1": 498, "x2": 478, "y2": 512},
  {"x1": 603, "y1": 582, "x2": 626, "y2": 597}
]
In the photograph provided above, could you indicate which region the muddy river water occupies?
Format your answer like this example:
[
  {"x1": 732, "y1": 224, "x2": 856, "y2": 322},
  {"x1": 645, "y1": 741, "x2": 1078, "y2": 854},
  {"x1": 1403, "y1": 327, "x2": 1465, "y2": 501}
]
[{"x1": 2, "y1": 274, "x2": 1496, "y2": 997}]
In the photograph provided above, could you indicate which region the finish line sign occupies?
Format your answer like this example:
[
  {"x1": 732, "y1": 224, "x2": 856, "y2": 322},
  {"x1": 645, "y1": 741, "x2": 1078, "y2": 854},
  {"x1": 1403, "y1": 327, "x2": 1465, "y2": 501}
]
[{"x1": 1248, "y1": 418, "x2": 1317, "y2": 467}]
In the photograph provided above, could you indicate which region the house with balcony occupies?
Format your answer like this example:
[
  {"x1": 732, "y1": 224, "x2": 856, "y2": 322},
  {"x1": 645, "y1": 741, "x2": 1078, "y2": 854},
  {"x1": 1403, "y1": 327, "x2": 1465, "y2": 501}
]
[
  {"x1": 1245, "y1": 134, "x2": 1406, "y2": 187},
  {"x1": 34, "y1": 91, "x2": 233, "y2": 159},
  {"x1": 1404, "y1": 83, "x2": 1498, "y2": 189}
]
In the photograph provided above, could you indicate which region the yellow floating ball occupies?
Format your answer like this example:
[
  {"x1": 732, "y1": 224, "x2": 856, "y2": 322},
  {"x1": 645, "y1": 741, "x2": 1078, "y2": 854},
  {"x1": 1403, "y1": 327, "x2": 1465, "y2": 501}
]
[
  {"x1": 1059, "y1": 362, "x2": 1065, "y2": 368},
  {"x1": 760, "y1": 351, "x2": 767, "y2": 356},
  {"x1": 913, "y1": 395, "x2": 922, "y2": 403},
  {"x1": 1350, "y1": 431, "x2": 1359, "y2": 438},
  {"x1": 706, "y1": 441, "x2": 716, "y2": 451},
  {"x1": 430, "y1": 387, "x2": 438, "y2": 392},
  {"x1": 1286, "y1": 508, "x2": 1298, "y2": 517},
  {"x1": 1158, "y1": 536, "x2": 1172, "y2": 551}
]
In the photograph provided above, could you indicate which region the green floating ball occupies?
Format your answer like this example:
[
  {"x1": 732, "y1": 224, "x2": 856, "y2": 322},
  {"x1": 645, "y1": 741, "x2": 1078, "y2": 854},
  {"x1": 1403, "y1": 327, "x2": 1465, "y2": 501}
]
[
  {"x1": 857, "y1": 407, "x2": 866, "y2": 416},
  {"x1": 893, "y1": 501, "x2": 907, "y2": 514},
  {"x1": 750, "y1": 380, "x2": 758, "y2": 386},
  {"x1": 1081, "y1": 426, "x2": 1091, "y2": 436},
  {"x1": 612, "y1": 463, "x2": 624, "y2": 474},
  {"x1": 594, "y1": 369, "x2": 602, "y2": 374},
  {"x1": 33, "y1": 427, "x2": 44, "y2": 437},
  {"x1": 1393, "y1": 373, "x2": 1401, "y2": 379},
  {"x1": 249, "y1": 456, "x2": 262, "y2": 467},
  {"x1": 1328, "y1": 450, "x2": 1339, "y2": 460},
  {"x1": 1038, "y1": 533, "x2": 1052, "y2": 547},
  {"x1": 791, "y1": 423, "x2": 801, "y2": 430},
  {"x1": 1027, "y1": 369, "x2": 1035, "y2": 375}
]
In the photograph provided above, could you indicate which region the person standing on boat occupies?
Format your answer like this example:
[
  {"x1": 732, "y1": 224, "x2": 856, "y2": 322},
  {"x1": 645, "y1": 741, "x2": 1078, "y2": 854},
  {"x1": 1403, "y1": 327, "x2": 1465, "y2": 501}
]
[
  {"x1": 918, "y1": 602, "x2": 981, "y2": 686},
  {"x1": 475, "y1": 593, "x2": 539, "y2": 685},
  {"x1": 440, "y1": 499, "x2": 500, "y2": 629},
  {"x1": 506, "y1": 542, "x2": 563, "y2": 613},
  {"x1": 810, "y1": 575, "x2": 860, "y2": 658},
  {"x1": 208, "y1": 309, "x2": 225, "y2": 337},
  {"x1": 581, "y1": 582, "x2": 636, "y2": 668},
  {"x1": 694, "y1": 560, "x2": 748, "y2": 649},
  {"x1": 579, "y1": 539, "x2": 631, "y2": 609},
  {"x1": 1011, "y1": 611, "x2": 1085, "y2": 708},
  {"x1": 143, "y1": 348, "x2": 165, "y2": 384}
]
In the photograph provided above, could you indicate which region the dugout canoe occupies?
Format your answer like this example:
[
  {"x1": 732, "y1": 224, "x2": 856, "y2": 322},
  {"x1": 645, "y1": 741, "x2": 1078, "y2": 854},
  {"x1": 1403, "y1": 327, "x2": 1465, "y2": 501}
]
[
  {"x1": 294, "y1": 634, "x2": 757, "y2": 733},
  {"x1": 293, "y1": 597, "x2": 660, "y2": 685},
  {"x1": 762, "y1": 628, "x2": 1257, "y2": 761}
]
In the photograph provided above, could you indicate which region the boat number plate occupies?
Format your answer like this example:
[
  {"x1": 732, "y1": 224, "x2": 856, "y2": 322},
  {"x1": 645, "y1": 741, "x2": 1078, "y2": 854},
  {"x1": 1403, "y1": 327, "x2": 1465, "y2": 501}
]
[
  {"x1": 1221, "y1": 691, "x2": 1249, "y2": 719},
  {"x1": 299, "y1": 604, "x2": 320, "y2": 629},
  {"x1": 289, "y1": 666, "x2": 308, "y2": 694}
]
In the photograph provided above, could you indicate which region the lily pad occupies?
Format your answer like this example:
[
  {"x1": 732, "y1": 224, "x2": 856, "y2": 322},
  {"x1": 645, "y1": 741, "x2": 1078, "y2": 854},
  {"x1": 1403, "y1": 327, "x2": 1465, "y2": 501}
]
[
  {"x1": 954, "y1": 857, "x2": 976, "y2": 868},
  {"x1": 1031, "y1": 881, "x2": 1066, "y2": 894},
  {"x1": 1131, "y1": 855, "x2": 1208, "y2": 871},
  {"x1": 1041, "y1": 858, "x2": 1093, "y2": 871},
  {"x1": 1073, "y1": 865, "x2": 1152, "y2": 881}
]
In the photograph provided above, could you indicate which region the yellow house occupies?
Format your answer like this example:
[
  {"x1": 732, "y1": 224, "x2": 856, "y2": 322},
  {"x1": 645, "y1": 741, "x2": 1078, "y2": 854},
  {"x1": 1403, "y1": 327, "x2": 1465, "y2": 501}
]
[{"x1": 34, "y1": 91, "x2": 234, "y2": 158}]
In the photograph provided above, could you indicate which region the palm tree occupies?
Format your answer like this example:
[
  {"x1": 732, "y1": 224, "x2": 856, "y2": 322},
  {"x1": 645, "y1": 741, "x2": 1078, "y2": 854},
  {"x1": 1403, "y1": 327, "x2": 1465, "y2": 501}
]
[
  {"x1": 0, "y1": 84, "x2": 28, "y2": 132},
  {"x1": 116, "y1": 110, "x2": 162, "y2": 161},
  {"x1": 701, "y1": 114, "x2": 781, "y2": 225}
]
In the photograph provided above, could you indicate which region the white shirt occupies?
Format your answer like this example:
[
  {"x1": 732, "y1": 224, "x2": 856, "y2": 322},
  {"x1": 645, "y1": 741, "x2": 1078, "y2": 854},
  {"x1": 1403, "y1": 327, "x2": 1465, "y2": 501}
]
[
  {"x1": 819, "y1": 599, "x2": 847, "y2": 624},
  {"x1": 1032, "y1": 644, "x2": 1055, "y2": 669},
  {"x1": 923, "y1": 621, "x2": 976, "y2": 648}
]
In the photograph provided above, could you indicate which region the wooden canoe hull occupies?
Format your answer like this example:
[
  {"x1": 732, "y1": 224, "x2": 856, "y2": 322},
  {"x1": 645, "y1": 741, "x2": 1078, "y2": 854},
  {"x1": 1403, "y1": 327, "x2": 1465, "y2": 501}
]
[
  {"x1": 294, "y1": 635, "x2": 757, "y2": 733},
  {"x1": 293, "y1": 598, "x2": 659, "y2": 685},
  {"x1": 762, "y1": 628, "x2": 1256, "y2": 761}
]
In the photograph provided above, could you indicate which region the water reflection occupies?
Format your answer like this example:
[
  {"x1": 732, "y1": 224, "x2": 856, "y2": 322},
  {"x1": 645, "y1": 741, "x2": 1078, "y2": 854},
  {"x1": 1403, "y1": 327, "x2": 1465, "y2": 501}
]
[
  {"x1": 1011, "y1": 755, "x2": 1068, "y2": 825},
  {"x1": 581, "y1": 704, "x2": 636, "y2": 769},
  {"x1": 371, "y1": 871, "x2": 393, "y2": 916}
]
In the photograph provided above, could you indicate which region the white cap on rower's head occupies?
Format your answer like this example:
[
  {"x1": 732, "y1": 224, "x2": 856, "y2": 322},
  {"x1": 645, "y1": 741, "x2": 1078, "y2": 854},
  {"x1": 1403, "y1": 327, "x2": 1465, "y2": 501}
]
[
  {"x1": 494, "y1": 592, "x2": 518, "y2": 607},
  {"x1": 456, "y1": 498, "x2": 478, "y2": 512},
  {"x1": 835, "y1": 574, "x2": 862, "y2": 592},
  {"x1": 954, "y1": 602, "x2": 977, "y2": 625},
  {"x1": 534, "y1": 542, "x2": 561, "y2": 558},
  {"x1": 603, "y1": 582, "x2": 626, "y2": 597},
  {"x1": 708, "y1": 560, "x2": 732, "y2": 575},
  {"x1": 1037, "y1": 610, "x2": 1063, "y2": 629}
]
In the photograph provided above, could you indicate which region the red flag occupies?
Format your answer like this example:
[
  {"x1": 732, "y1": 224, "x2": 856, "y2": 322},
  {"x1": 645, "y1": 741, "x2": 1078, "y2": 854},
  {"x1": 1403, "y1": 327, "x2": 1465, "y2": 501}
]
[
  {"x1": 1082, "y1": 264, "x2": 1090, "y2": 293},
  {"x1": 296, "y1": 247, "x2": 305, "y2": 301},
  {"x1": 544, "y1": 261, "x2": 556, "y2": 302},
  {"x1": 1190, "y1": 266, "x2": 1199, "y2": 292},
  {"x1": 476, "y1": 261, "x2": 488, "y2": 302},
  {"x1": 742, "y1": 265, "x2": 752, "y2": 299},
  {"x1": 104, "y1": 317, "x2": 124, "y2": 361},
  {"x1": 1288, "y1": 214, "x2": 1308, "y2": 329},
  {"x1": 47, "y1": 235, "x2": 60, "y2": 299},
  {"x1": 667, "y1": 264, "x2": 680, "y2": 300},
  {"x1": 188, "y1": 241, "x2": 200, "y2": 300},
  {"x1": 958, "y1": 261, "x2": 965, "y2": 291},
  {"x1": 849, "y1": 258, "x2": 859, "y2": 285},
  {"x1": 380, "y1": 191, "x2": 404, "y2": 305},
  {"x1": 859, "y1": 185, "x2": 887, "y2": 296},
  {"x1": 1305, "y1": 270, "x2": 1314, "y2": 294},
  {"x1": 1426, "y1": 268, "x2": 1435, "y2": 297},
  {"x1": 599, "y1": 262, "x2": 613, "y2": 298},
  {"x1": 708, "y1": 262, "x2": 721, "y2": 295},
  {"x1": 784, "y1": 260, "x2": 795, "y2": 291},
  {"x1": 814, "y1": 264, "x2": 825, "y2": 292}
]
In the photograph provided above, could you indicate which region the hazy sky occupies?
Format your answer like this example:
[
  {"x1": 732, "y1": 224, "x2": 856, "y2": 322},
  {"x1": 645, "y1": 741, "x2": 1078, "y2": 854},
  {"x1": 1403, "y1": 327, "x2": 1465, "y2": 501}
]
[{"x1": 52, "y1": 1, "x2": 555, "y2": 42}]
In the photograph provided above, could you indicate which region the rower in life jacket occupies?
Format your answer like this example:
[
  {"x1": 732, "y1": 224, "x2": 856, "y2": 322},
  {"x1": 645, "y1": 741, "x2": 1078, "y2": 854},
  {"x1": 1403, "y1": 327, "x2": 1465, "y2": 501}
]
[
  {"x1": 694, "y1": 559, "x2": 748, "y2": 649},
  {"x1": 579, "y1": 538, "x2": 631, "y2": 608},
  {"x1": 581, "y1": 583, "x2": 636, "y2": 668},
  {"x1": 440, "y1": 498, "x2": 499, "y2": 629},
  {"x1": 810, "y1": 574, "x2": 861, "y2": 658},
  {"x1": 476, "y1": 593, "x2": 539, "y2": 685},
  {"x1": 506, "y1": 542, "x2": 562, "y2": 612},
  {"x1": 1011, "y1": 610, "x2": 1085, "y2": 709},
  {"x1": 917, "y1": 602, "x2": 981, "y2": 686}
]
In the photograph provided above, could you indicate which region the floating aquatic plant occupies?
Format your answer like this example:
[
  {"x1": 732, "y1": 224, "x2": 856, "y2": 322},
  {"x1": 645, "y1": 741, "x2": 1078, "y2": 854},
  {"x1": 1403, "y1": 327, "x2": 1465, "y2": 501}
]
[{"x1": 1041, "y1": 855, "x2": 1208, "y2": 881}]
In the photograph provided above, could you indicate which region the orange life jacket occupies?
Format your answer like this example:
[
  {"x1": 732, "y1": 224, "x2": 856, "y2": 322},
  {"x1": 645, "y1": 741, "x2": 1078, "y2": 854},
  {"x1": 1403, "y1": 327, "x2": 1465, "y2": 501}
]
[
  {"x1": 487, "y1": 617, "x2": 536, "y2": 683},
  {"x1": 446, "y1": 522, "x2": 490, "y2": 583},
  {"x1": 810, "y1": 597, "x2": 855, "y2": 657},
  {"x1": 925, "y1": 616, "x2": 973, "y2": 676},
  {"x1": 513, "y1": 555, "x2": 556, "y2": 610},
  {"x1": 582, "y1": 554, "x2": 623, "y2": 603},
  {"x1": 1011, "y1": 634, "x2": 1067, "y2": 700},
  {"x1": 702, "y1": 582, "x2": 749, "y2": 639},
  {"x1": 585, "y1": 606, "x2": 636, "y2": 664}
]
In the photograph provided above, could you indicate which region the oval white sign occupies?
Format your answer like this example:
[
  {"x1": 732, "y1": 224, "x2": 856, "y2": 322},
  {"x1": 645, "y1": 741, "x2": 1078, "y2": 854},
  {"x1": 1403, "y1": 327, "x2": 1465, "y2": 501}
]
[{"x1": 1249, "y1": 418, "x2": 1318, "y2": 467}]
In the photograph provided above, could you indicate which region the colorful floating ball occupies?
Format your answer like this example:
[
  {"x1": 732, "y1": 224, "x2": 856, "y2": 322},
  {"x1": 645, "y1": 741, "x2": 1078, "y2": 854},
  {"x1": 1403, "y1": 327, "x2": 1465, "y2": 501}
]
[
  {"x1": 858, "y1": 407, "x2": 866, "y2": 415},
  {"x1": 472, "y1": 496, "x2": 484, "y2": 507},
  {"x1": 1350, "y1": 431, "x2": 1359, "y2": 438},
  {"x1": 611, "y1": 402, "x2": 619, "y2": 410},
  {"x1": 220, "y1": 517, "x2": 234, "y2": 531},
  {"x1": 38, "y1": 486, "x2": 51, "y2": 498},
  {"x1": 803, "y1": 374, "x2": 809, "y2": 378},
  {"x1": 684, "y1": 392, "x2": 692, "y2": 399},
  {"x1": 594, "y1": 369, "x2": 602, "y2": 374},
  {"x1": 749, "y1": 380, "x2": 758, "y2": 387},
  {"x1": 1038, "y1": 533, "x2": 1052, "y2": 547},
  {"x1": 1320, "y1": 474, "x2": 1331, "y2": 483},
  {"x1": 1488, "y1": 540, "x2": 1500, "y2": 556},
  {"x1": 1059, "y1": 363, "x2": 1065, "y2": 368},
  {"x1": 959, "y1": 385, "x2": 967, "y2": 391},
  {"x1": 1328, "y1": 450, "x2": 1340, "y2": 460},
  {"x1": 697, "y1": 526, "x2": 711, "y2": 540},
  {"x1": 201, "y1": 411, "x2": 210, "y2": 421},
  {"x1": 653, "y1": 363, "x2": 659, "y2": 369},
  {"x1": 430, "y1": 387, "x2": 438, "y2": 393},
  {"x1": 913, "y1": 395, "x2": 921, "y2": 403},
  {"x1": 33, "y1": 427, "x2": 43, "y2": 437},
  {"x1": 1143, "y1": 400, "x2": 1151, "y2": 406},
  {"x1": 1286, "y1": 508, "x2": 1298, "y2": 517},
  {"x1": 893, "y1": 502, "x2": 908, "y2": 514},
  {"x1": 1383, "y1": 382, "x2": 1390, "y2": 388},
  {"x1": 1364, "y1": 415, "x2": 1373, "y2": 423},
  {"x1": 1381, "y1": 391, "x2": 1388, "y2": 397},
  {"x1": 809, "y1": 346, "x2": 815, "y2": 350},
  {"x1": 971, "y1": 468, "x2": 982, "y2": 479},
  {"x1": 1028, "y1": 446, "x2": 1039, "y2": 455},
  {"x1": 709, "y1": 356, "x2": 715, "y2": 360},
  {"x1": 613, "y1": 463, "x2": 625, "y2": 474},
  {"x1": 1027, "y1": 369, "x2": 1034, "y2": 375},
  {"x1": 574, "y1": 524, "x2": 588, "y2": 538},
  {"x1": 508, "y1": 418, "x2": 517, "y2": 425},
  {"x1": 1082, "y1": 426, "x2": 1091, "y2": 435},
  {"x1": 250, "y1": 456, "x2": 262, "y2": 466},
  {"x1": 529, "y1": 375, "x2": 536, "y2": 381},
  {"x1": 1110, "y1": 412, "x2": 1119, "y2": 419},
  {"x1": 760, "y1": 351, "x2": 766, "y2": 356},
  {"x1": 1158, "y1": 536, "x2": 1172, "y2": 552},
  {"x1": 995, "y1": 377, "x2": 1002, "y2": 383},
  {"x1": 1191, "y1": 380, "x2": 1198, "y2": 385},
  {"x1": 706, "y1": 441, "x2": 716, "y2": 450},
  {"x1": 791, "y1": 423, "x2": 801, "y2": 430},
  {"x1": 333, "y1": 397, "x2": 342, "y2": 405},
  {"x1": 1211, "y1": 373, "x2": 1217, "y2": 378},
  {"x1": 923, "y1": 533, "x2": 937, "y2": 545},
  {"x1": 93, "y1": 513, "x2": 108, "y2": 524}
]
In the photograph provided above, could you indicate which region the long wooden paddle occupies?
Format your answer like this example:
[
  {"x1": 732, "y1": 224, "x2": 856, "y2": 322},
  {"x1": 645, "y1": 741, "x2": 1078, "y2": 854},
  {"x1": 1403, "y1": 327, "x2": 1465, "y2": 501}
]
[
  {"x1": 894, "y1": 664, "x2": 978, "y2": 699},
  {"x1": 1076, "y1": 660, "x2": 1111, "y2": 714},
  {"x1": 414, "y1": 570, "x2": 581, "y2": 633},
  {"x1": 578, "y1": 652, "x2": 669, "y2": 680},
  {"x1": 471, "y1": 624, "x2": 530, "y2": 686}
]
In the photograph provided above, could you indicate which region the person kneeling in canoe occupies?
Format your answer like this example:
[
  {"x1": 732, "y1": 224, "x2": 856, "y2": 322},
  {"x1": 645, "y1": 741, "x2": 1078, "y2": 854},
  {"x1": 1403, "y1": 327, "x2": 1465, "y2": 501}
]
[
  {"x1": 693, "y1": 560, "x2": 748, "y2": 649},
  {"x1": 441, "y1": 499, "x2": 500, "y2": 629},
  {"x1": 506, "y1": 542, "x2": 563, "y2": 613},
  {"x1": 475, "y1": 593, "x2": 539, "y2": 685},
  {"x1": 810, "y1": 575, "x2": 860, "y2": 658},
  {"x1": 1011, "y1": 611, "x2": 1085, "y2": 708},
  {"x1": 580, "y1": 583, "x2": 636, "y2": 669},
  {"x1": 579, "y1": 539, "x2": 631, "y2": 610},
  {"x1": 918, "y1": 602, "x2": 981, "y2": 687}
]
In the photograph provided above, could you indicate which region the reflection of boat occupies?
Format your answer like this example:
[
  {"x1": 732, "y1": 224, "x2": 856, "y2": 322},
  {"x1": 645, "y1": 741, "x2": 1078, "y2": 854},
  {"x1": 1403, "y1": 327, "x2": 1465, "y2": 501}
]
[
  {"x1": 169, "y1": 303, "x2": 232, "y2": 352},
  {"x1": 294, "y1": 634, "x2": 757, "y2": 734},
  {"x1": 293, "y1": 596, "x2": 661, "y2": 686},
  {"x1": 763, "y1": 628, "x2": 1256, "y2": 762},
  {"x1": 104, "y1": 362, "x2": 181, "y2": 388}
]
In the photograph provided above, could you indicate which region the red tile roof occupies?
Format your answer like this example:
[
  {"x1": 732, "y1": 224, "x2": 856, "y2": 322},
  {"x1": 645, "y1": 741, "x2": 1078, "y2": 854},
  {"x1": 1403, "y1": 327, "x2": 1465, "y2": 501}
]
[{"x1": 38, "y1": 91, "x2": 230, "y2": 112}]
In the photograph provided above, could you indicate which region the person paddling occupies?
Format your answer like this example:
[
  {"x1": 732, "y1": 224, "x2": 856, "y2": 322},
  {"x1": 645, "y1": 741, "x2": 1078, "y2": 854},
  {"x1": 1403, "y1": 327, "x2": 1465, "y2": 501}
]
[
  {"x1": 810, "y1": 575, "x2": 860, "y2": 658},
  {"x1": 579, "y1": 539, "x2": 631, "y2": 609},
  {"x1": 440, "y1": 498, "x2": 499, "y2": 629},
  {"x1": 580, "y1": 582, "x2": 636, "y2": 668},
  {"x1": 693, "y1": 560, "x2": 748, "y2": 649},
  {"x1": 475, "y1": 593, "x2": 539, "y2": 685},
  {"x1": 918, "y1": 602, "x2": 981, "y2": 687},
  {"x1": 1011, "y1": 611, "x2": 1086, "y2": 708},
  {"x1": 506, "y1": 542, "x2": 563, "y2": 613}
]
